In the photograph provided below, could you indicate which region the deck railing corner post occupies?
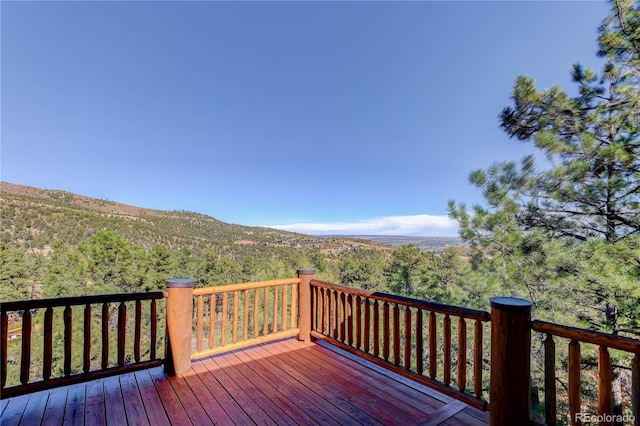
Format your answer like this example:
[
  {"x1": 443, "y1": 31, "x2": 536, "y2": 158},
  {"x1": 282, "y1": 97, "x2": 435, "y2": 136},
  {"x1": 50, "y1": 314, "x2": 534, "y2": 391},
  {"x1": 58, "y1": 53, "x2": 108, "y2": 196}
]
[
  {"x1": 165, "y1": 278, "x2": 194, "y2": 375},
  {"x1": 297, "y1": 268, "x2": 316, "y2": 342},
  {"x1": 489, "y1": 297, "x2": 533, "y2": 426}
]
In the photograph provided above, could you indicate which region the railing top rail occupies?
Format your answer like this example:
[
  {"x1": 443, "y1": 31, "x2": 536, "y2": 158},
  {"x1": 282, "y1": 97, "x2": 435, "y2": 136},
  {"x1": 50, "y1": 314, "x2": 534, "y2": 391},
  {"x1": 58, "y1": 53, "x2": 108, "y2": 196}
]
[
  {"x1": 193, "y1": 277, "x2": 301, "y2": 296},
  {"x1": 310, "y1": 279, "x2": 490, "y2": 321},
  {"x1": 532, "y1": 319, "x2": 640, "y2": 354},
  {"x1": 1, "y1": 291, "x2": 165, "y2": 313}
]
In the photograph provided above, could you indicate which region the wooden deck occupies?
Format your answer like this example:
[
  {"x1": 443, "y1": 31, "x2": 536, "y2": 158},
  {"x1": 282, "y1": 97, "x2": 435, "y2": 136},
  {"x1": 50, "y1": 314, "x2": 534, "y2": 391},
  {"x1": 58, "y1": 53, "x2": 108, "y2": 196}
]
[{"x1": 0, "y1": 338, "x2": 489, "y2": 425}]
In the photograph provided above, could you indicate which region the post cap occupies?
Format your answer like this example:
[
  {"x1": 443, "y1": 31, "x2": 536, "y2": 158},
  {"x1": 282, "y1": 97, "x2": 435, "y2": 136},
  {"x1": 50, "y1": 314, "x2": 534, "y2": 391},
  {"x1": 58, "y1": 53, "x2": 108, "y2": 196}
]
[
  {"x1": 166, "y1": 278, "x2": 195, "y2": 288},
  {"x1": 297, "y1": 268, "x2": 317, "y2": 275},
  {"x1": 490, "y1": 297, "x2": 532, "y2": 312}
]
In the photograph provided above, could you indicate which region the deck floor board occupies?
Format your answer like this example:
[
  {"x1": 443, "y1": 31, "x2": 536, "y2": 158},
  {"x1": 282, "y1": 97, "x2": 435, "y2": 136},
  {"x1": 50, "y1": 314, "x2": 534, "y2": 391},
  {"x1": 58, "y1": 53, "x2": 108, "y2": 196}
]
[{"x1": 0, "y1": 338, "x2": 489, "y2": 425}]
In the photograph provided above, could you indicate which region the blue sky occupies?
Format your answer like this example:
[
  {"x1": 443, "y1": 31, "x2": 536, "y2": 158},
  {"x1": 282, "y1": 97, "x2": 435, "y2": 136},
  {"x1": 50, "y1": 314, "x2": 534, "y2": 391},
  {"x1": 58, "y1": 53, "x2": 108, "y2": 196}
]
[{"x1": 2, "y1": 1, "x2": 609, "y2": 236}]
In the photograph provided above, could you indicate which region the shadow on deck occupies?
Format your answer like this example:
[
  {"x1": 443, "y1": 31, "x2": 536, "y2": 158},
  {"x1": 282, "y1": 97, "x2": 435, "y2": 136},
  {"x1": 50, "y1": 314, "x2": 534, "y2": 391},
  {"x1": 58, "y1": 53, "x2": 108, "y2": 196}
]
[{"x1": 0, "y1": 338, "x2": 489, "y2": 425}]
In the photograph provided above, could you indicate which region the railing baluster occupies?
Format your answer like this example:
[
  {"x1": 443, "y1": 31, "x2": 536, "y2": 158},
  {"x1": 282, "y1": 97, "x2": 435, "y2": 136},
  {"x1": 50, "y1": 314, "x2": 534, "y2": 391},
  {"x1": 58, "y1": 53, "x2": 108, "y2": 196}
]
[
  {"x1": 64, "y1": 305, "x2": 72, "y2": 376},
  {"x1": 43, "y1": 307, "x2": 53, "y2": 380},
  {"x1": 209, "y1": 294, "x2": 216, "y2": 349},
  {"x1": 243, "y1": 289, "x2": 249, "y2": 340},
  {"x1": 429, "y1": 311, "x2": 437, "y2": 379},
  {"x1": 134, "y1": 300, "x2": 141, "y2": 363},
  {"x1": 544, "y1": 333, "x2": 556, "y2": 426},
  {"x1": 383, "y1": 301, "x2": 390, "y2": 361},
  {"x1": 262, "y1": 287, "x2": 268, "y2": 335},
  {"x1": 102, "y1": 303, "x2": 109, "y2": 369},
  {"x1": 416, "y1": 309, "x2": 423, "y2": 375},
  {"x1": 151, "y1": 299, "x2": 157, "y2": 360},
  {"x1": 598, "y1": 346, "x2": 612, "y2": 425},
  {"x1": 633, "y1": 354, "x2": 639, "y2": 426},
  {"x1": 20, "y1": 309, "x2": 32, "y2": 385},
  {"x1": 458, "y1": 317, "x2": 466, "y2": 392},
  {"x1": 364, "y1": 298, "x2": 371, "y2": 354},
  {"x1": 233, "y1": 290, "x2": 239, "y2": 343},
  {"x1": 84, "y1": 304, "x2": 92, "y2": 372},
  {"x1": 333, "y1": 290, "x2": 339, "y2": 339},
  {"x1": 356, "y1": 295, "x2": 362, "y2": 350},
  {"x1": 393, "y1": 303, "x2": 400, "y2": 366},
  {"x1": 474, "y1": 319, "x2": 483, "y2": 398},
  {"x1": 222, "y1": 292, "x2": 228, "y2": 346},
  {"x1": 347, "y1": 294, "x2": 354, "y2": 346},
  {"x1": 339, "y1": 292, "x2": 346, "y2": 341},
  {"x1": 373, "y1": 300, "x2": 380, "y2": 357},
  {"x1": 117, "y1": 302, "x2": 126, "y2": 367},
  {"x1": 443, "y1": 314, "x2": 451, "y2": 386},
  {"x1": 197, "y1": 295, "x2": 204, "y2": 352},
  {"x1": 281, "y1": 285, "x2": 287, "y2": 331},
  {"x1": 272, "y1": 287, "x2": 278, "y2": 334},
  {"x1": 253, "y1": 289, "x2": 259, "y2": 338},
  {"x1": 404, "y1": 306, "x2": 411, "y2": 369},
  {"x1": 321, "y1": 287, "x2": 327, "y2": 334},
  {"x1": 290, "y1": 283, "x2": 297, "y2": 329},
  {"x1": 568, "y1": 339, "x2": 581, "y2": 426},
  {"x1": 1, "y1": 311, "x2": 7, "y2": 388}
]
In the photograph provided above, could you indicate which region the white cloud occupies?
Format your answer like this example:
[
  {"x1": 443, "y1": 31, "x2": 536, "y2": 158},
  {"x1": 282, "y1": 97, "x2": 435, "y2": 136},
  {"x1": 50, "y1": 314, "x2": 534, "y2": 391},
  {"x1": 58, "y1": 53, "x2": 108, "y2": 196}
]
[{"x1": 265, "y1": 214, "x2": 458, "y2": 237}]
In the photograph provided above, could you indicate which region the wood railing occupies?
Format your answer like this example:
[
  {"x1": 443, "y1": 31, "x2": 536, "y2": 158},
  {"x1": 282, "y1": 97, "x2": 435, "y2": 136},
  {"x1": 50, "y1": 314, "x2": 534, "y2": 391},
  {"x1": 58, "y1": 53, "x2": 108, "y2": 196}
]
[
  {"x1": 2, "y1": 269, "x2": 638, "y2": 426},
  {"x1": 308, "y1": 278, "x2": 491, "y2": 411},
  {"x1": 191, "y1": 278, "x2": 301, "y2": 359},
  {"x1": 0, "y1": 292, "x2": 164, "y2": 398},
  {"x1": 532, "y1": 320, "x2": 640, "y2": 426}
]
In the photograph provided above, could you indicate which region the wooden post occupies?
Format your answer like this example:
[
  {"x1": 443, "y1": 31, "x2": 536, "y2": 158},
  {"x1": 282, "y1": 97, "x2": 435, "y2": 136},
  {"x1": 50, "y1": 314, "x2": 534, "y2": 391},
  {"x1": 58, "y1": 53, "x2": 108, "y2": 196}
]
[
  {"x1": 297, "y1": 269, "x2": 316, "y2": 342},
  {"x1": 166, "y1": 278, "x2": 194, "y2": 375},
  {"x1": 489, "y1": 297, "x2": 533, "y2": 426}
]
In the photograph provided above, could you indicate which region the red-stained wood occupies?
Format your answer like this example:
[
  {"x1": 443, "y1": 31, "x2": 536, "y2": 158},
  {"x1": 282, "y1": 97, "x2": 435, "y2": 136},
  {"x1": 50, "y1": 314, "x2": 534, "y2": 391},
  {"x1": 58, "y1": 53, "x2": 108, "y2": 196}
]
[
  {"x1": 383, "y1": 301, "x2": 390, "y2": 361},
  {"x1": 43, "y1": 307, "x2": 53, "y2": 381},
  {"x1": 544, "y1": 333, "x2": 557, "y2": 426},
  {"x1": 17, "y1": 388, "x2": 49, "y2": 426},
  {"x1": 102, "y1": 303, "x2": 109, "y2": 369},
  {"x1": 568, "y1": 339, "x2": 581, "y2": 426},
  {"x1": 333, "y1": 290, "x2": 339, "y2": 340},
  {"x1": 474, "y1": 319, "x2": 483, "y2": 399},
  {"x1": 364, "y1": 298, "x2": 371, "y2": 353},
  {"x1": 41, "y1": 385, "x2": 68, "y2": 426},
  {"x1": 443, "y1": 314, "x2": 451, "y2": 386},
  {"x1": 233, "y1": 290, "x2": 239, "y2": 343},
  {"x1": 63, "y1": 382, "x2": 86, "y2": 425},
  {"x1": 598, "y1": 346, "x2": 612, "y2": 425},
  {"x1": 347, "y1": 294, "x2": 354, "y2": 346},
  {"x1": 117, "y1": 302, "x2": 126, "y2": 367},
  {"x1": 1, "y1": 312, "x2": 7, "y2": 388},
  {"x1": 63, "y1": 306, "x2": 72, "y2": 377},
  {"x1": 197, "y1": 295, "x2": 204, "y2": 352},
  {"x1": 120, "y1": 371, "x2": 150, "y2": 425},
  {"x1": 177, "y1": 361, "x2": 235, "y2": 425},
  {"x1": 20, "y1": 310, "x2": 32, "y2": 385},
  {"x1": 134, "y1": 300, "x2": 142, "y2": 363},
  {"x1": 84, "y1": 378, "x2": 106, "y2": 425},
  {"x1": 148, "y1": 367, "x2": 192, "y2": 425},
  {"x1": 393, "y1": 304, "x2": 400, "y2": 366},
  {"x1": 134, "y1": 369, "x2": 171, "y2": 426},
  {"x1": 339, "y1": 291, "x2": 346, "y2": 342},
  {"x1": 373, "y1": 300, "x2": 380, "y2": 357},
  {"x1": 404, "y1": 306, "x2": 412, "y2": 369},
  {"x1": 356, "y1": 295, "x2": 362, "y2": 349},
  {"x1": 416, "y1": 309, "x2": 424, "y2": 375},
  {"x1": 150, "y1": 299, "x2": 157, "y2": 360},
  {"x1": 458, "y1": 317, "x2": 467, "y2": 392},
  {"x1": 103, "y1": 375, "x2": 127, "y2": 425},
  {"x1": 429, "y1": 311, "x2": 437, "y2": 380},
  {"x1": 84, "y1": 304, "x2": 92, "y2": 373}
]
